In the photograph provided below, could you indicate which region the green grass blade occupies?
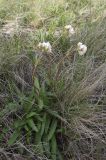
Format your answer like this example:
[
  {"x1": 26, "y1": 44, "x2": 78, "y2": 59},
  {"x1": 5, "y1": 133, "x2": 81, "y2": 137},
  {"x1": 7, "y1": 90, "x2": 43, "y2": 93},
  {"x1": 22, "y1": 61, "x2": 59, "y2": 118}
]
[
  {"x1": 8, "y1": 131, "x2": 20, "y2": 145},
  {"x1": 34, "y1": 77, "x2": 40, "y2": 90},
  {"x1": 51, "y1": 135, "x2": 57, "y2": 160},
  {"x1": 48, "y1": 119, "x2": 57, "y2": 141},
  {"x1": 26, "y1": 112, "x2": 38, "y2": 118},
  {"x1": 38, "y1": 98, "x2": 44, "y2": 110},
  {"x1": 40, "y1": 113, "x2": 46, "y2": 137},
  {"x1": 27, "y1": 119, "x2": 38, "y2": 132},
  {"x1": 45, "y1": 116, "x2": 51, "y2": 134}
]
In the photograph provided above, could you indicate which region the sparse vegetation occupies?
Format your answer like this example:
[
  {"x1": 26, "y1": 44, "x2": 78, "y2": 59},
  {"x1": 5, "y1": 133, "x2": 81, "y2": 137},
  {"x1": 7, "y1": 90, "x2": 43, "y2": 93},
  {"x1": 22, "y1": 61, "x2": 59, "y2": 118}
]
[{"x1": 0, "y1": 0, "x2": 106, "y2": 159}]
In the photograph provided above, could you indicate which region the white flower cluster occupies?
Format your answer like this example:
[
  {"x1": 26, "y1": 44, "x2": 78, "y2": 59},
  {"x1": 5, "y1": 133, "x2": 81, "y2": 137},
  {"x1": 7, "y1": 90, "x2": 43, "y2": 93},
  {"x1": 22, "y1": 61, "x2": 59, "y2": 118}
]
[
  {"x1": 38, "y1": 42, "x2": 52, "y2": 53},
  {"x1": 65, "y1": 25, "x2": 75, "y2": 36},
  {"x1": 77, "y1": 42, "x2": 87, "y2": 55},
  {"x1": 38, "y1": 25, "x2": 87, "y2": 56}
]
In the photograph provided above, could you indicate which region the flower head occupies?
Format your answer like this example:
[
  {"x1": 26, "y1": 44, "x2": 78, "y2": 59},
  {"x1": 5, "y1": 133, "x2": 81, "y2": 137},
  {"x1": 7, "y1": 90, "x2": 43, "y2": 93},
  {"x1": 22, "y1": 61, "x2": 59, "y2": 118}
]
[
  {"x1": 65, "y1": 25, "x2": 75, "y2": 36},
  {"x1": 38, "y1": 42, "x2": 52, "y2": 53},
  {"x1": 77, "y1": 42, "x2": 87, "y2": 55}
]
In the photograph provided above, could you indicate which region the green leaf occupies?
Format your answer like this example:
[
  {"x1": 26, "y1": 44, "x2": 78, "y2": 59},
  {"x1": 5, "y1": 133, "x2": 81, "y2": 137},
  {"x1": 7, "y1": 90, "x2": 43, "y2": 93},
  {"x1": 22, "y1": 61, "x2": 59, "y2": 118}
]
[
  {"x1": 24, "y1": 125, "x2": 29, "y2": 131},
  {"x1": 22, "y1": 98, "x2": 33, "y2": 113},
  {"x1": 14, "y1": 120, "x2": 25, "y2": 128},
  {"x1": 36, "y1": 114, "x2": 43, "y2": 122},
  {"x1": 34, "y1": 77, "x2": 40, "y2": 90},
  {"x1": 45, "y1": 116, "x2": 51, "y2": 134},
  {"x1": 27, "y1": 87, "x2": 35, "y2": 101},
  {"x1": 6, "y1": 102, "x2": 18, "y2": 110},
  {"x1": 38, "y1": 99, "x2": 44, "y2": 110},
  {"x1": 48, "y1": 119, "x2": 57, "y2": 141},
  {"x1": 26, "y1": 112, "x2": 38, "y2": 118},
  {"x1": 51, "y1": 135, "x2": 57, "y2": 160},
  {"x1": 8, "y1": 131, "x2": 20, "y2": 145},
  {"x1": 46, "y1": 92, "x2": 56, "y2": 97},
  {"x1": 35, "y1": 131, "x2": 42, "y2": 144},
  {"x1": 0, "y1": 128, "x2": 8, "y2": 142},
  {"x1": 35, "y1": 124, "x2": 44, "y2": 154},
  {"x1": 27, "y1": 112, "x2": 43, "y2": 122},
  {"x1": 26, "y1": 130, "x2": 31, "y2": 144},
  {"x1": 40, "y1": 113, "x2": 46, "y2": 136},
  {"x1": 43, "y1": 135, "x2": 50, "y2": 157},
  {"x1": 27, "y1": 119, "x2": 38, "y2": 132},
  {"x1": 40, "y1": 88, "x2": 49, "y2": 105},
  {"x1": 47, "y1": 110, "x2": 59, "y2": 118},
  {"x1": 47, "y1": 109, "x2": 65, "y2": 122},
  {"x1": 37, "y1": 122, "x2": 42, "y2": 131}
]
